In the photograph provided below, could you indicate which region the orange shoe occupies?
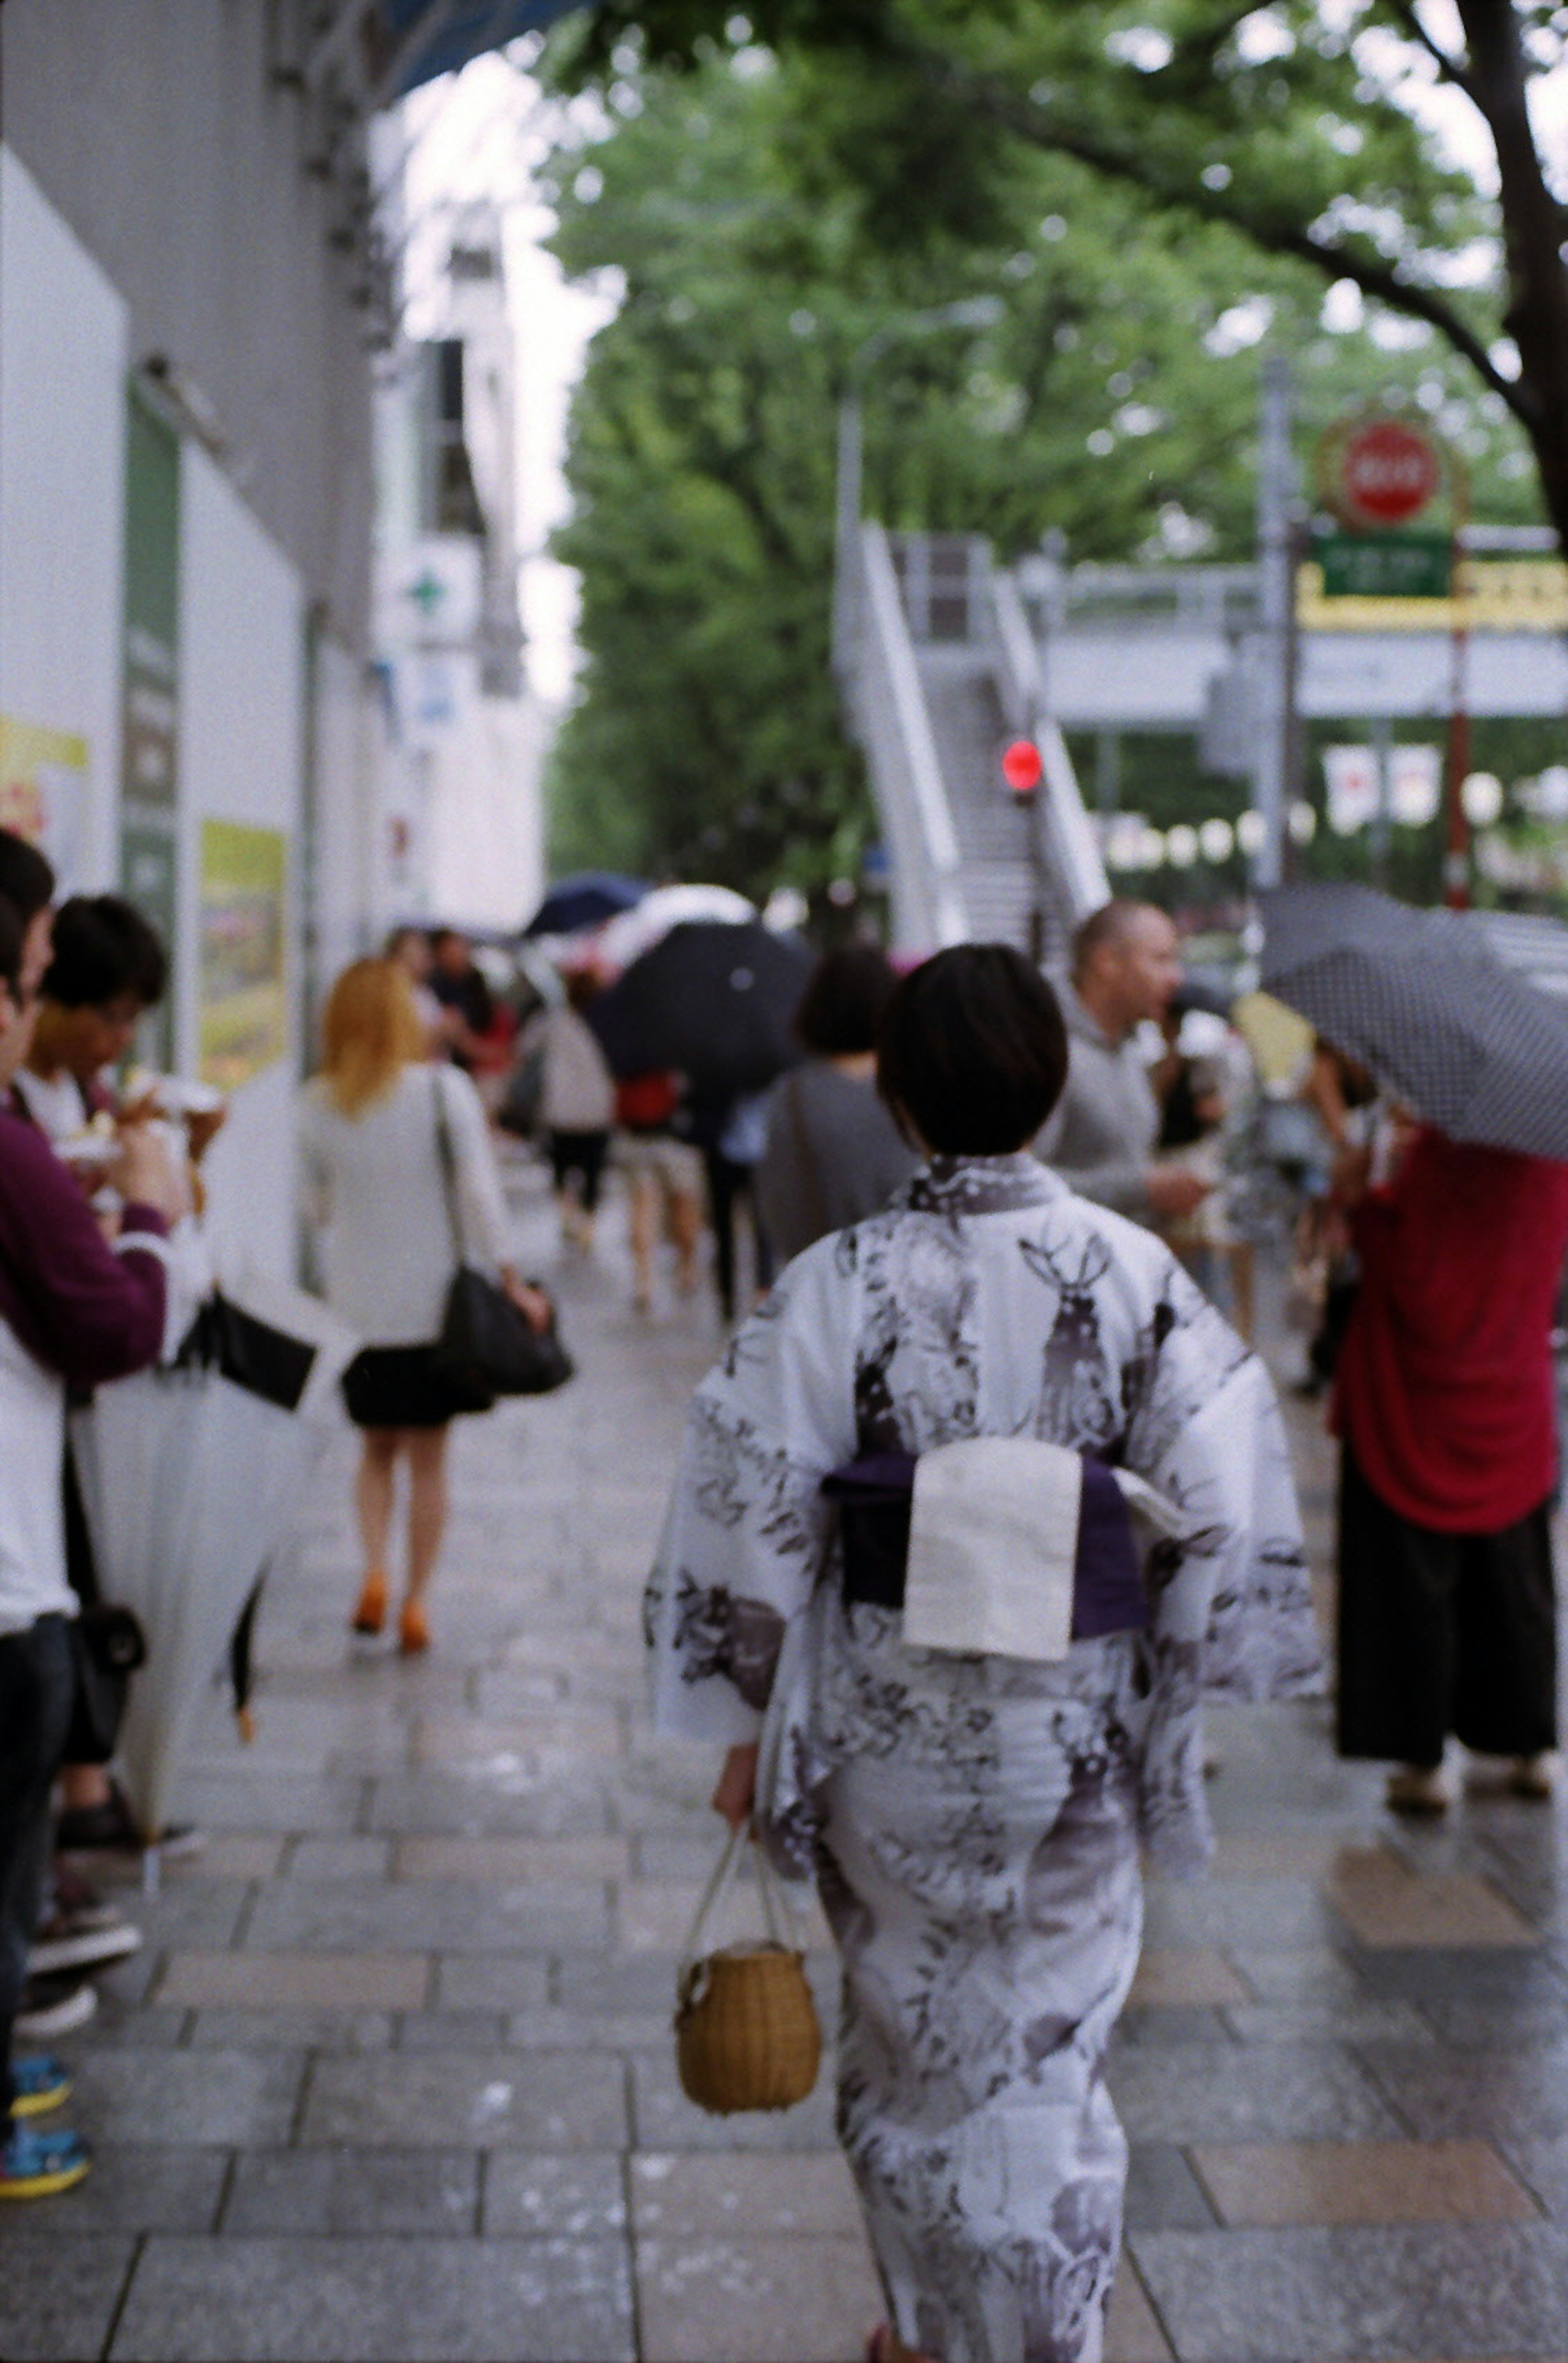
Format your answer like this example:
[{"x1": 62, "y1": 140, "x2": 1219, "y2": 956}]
[
  {"x1": 397, "y1": 1597, "x2": 430, "y2": 1655},
  {"x1": 351, "y1": 1572, "x2": 388, "y2": 1637}
]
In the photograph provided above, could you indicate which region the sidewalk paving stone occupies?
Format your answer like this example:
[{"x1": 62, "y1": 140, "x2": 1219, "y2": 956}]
[
  {"x1": 0, "y1": 2232, "x2": 138, "y2": 2363},
  {"x1": 298, "y1": 2050, "x2": 628, "y2": 2149},
  {"x1": 7, "y1": 1183, "x2": 1568, "y2": 2359},
  {"x1": 108, "y1": 2234, "x2": 635, "y2": 2362}
]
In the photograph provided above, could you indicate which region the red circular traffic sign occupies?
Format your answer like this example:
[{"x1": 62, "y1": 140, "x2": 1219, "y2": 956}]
[
  {"x1": 1002, "y1": 739, "x2": 1042, "y2": 795},
  {"x1": 1336, "y1": 419, "x2": 1441, "y2": 529}
]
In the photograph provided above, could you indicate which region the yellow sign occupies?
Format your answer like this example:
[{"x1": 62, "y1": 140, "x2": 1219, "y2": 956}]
[
  {"x1": 198, "y1": 820, "x2": 287, "y2": 1090},
  {"x1": 1297, "y1": 556, "x2": 1568, "y2": 634},
  {"x1": 0, "y1": 712, "x2": 89, "y2": 886}
]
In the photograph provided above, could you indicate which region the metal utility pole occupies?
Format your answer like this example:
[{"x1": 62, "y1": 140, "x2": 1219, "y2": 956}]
[
  {"x1": 1443, "y1": 471, "x2": 1473, "y2": 908},
  {"x1": 1251, "y1": 353, "x2": 1294, "y2": 891},
  {"x1": 832, "y1": 295, "x2": 1003, "y2": 677}
]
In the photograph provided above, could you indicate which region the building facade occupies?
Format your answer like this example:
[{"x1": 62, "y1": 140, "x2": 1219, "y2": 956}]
[{"x1": 0, "y1": 0, "x2": 392, "y2": 1275}]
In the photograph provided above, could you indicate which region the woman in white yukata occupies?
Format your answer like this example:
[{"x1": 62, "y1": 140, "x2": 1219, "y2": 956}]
[{"x1": 646, "y1": 945, "x2": 1323, "y2": 2363}]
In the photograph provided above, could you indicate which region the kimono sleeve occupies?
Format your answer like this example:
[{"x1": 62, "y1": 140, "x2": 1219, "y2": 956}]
[
  {"x1": 645, "y1": 1236, "x2": 858, "y2": 1746},
  {"x1": 1124, "y1": 1269, "x2": 1325, "y2": 1870}
]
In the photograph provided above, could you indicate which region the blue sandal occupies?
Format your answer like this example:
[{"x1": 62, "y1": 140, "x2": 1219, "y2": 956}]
[
  {"x1": 0, "y1": 2120, "x2": 92, "y2": 2199},
  {"x1": 10, "y1": 2053, "x2": 71, "y2": 2119}
]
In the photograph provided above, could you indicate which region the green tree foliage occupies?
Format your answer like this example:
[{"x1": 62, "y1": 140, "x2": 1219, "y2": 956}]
[
  {"x1": 543, "y1": 40, "x2": 1537, "y2": 891},
  {"x1": 562, "y1": 2, "x2": 1568, "y2": 555}
]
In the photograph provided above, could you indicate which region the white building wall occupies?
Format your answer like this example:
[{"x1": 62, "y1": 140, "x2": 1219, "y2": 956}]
[
  {"x1": 177, "y1": 449, "x2": 304, "y2": 1282},
  {"x1": 0, "y1": 145, "x2": 128, "y2": 889}
]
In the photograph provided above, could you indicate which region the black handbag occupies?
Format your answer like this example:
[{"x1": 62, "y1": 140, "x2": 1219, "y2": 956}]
[
  {"x1": 65, "y1": 1604, "x2": 147, "y2": 1764},
  {"x1": 428, "y1": 1074, "x2": 575, "y2": 1406}
]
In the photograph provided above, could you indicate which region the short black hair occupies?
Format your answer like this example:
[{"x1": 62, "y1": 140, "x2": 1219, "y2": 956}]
[
  {"x1": 794, "y1": 944, "x2": 898, "y2": 1057},
  {"x1": 0, "y1": 892, "x2": 24, "y2": 998},
  {"x1": 0, "y1": 829, "x2": 56, "y2": 925},
  {"x1": 877, "y1": 943, "x2": 1067, "y2": 1155},
  {"x1": 43, "y1": 895, "x2": 167, "y2": 1011}
]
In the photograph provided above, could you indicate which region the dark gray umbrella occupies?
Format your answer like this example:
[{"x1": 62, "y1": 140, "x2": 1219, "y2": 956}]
[
  {"x1": 587, "y1": 920, "x2": 813, "y2": 1100},
  {"x1": 1259, "y1": 882, "x2": 1568, "y2": 1161}
]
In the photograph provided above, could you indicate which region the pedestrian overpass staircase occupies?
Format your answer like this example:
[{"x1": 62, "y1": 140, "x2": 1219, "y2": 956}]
[{"x1": 835, "y1": 526, "x2": 1108, "y2": 959}]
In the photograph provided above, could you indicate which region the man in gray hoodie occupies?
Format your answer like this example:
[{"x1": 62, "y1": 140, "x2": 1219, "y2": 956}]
[{"x1": 1035, "y1": 900, "x2": 1211, "y2": 1226}]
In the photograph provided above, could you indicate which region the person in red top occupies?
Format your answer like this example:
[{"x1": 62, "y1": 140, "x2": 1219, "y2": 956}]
[{"x1": 1332, "y1": 1120, "x2": 1568, "y2": 1813}]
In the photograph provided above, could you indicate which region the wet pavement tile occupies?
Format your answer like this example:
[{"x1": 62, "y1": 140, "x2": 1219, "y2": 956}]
[
  {"x1": 3, "y1": 2143, "x2": 228, "y2": 2235},
  {"x1": 629, "y1": 2148, "x2": 862, "y2": 2236},
  {"x1": 284, "y1": 1836, "x2": 395, "y2": 1880},
  {"x1": 156, "y1": 1947, "x2": 430, "y2": 2011},
  {"x1": 0, "y1": 2231, "x2": 137, "y2": 2363},
  {"x1": 394, "y1": 2007, "x2": 510, "y2": 2051},
  {"x1": 1355, "y1": 2040, "x2": 1568, "y2": 2140},
  {"x1": 298, "y1": 2048, "x2": 629, "y2": 2149},
  {"x1": 186, "y1": 2006, "x2": 396, "y2": 2052},
  {"x1": 109, "y1": 2234, "x2": 635, "y2": 2362},
  {"x1": 1327, "y1": 1858, "x2": 1538, "y2": 1949},
  {"x1": 1220, "y1": 1998, "x2": 1436, "y2": 2046},
  {"x1": 75, "y1": 2048, "x2": 306, "y2": 2146},
  {"x1": 430, "y1": 1954, "x2": 551, "y2": 2011},
  {"x1": 241, "y1": 1874, "x2": 609, "y2": 1955},
  {"x1": 1348, "y1": 1948, "x2": 1568, "y2": 2004},
  {"x1": 1123, "y1": 2144, "x2": 1220, "y2": 2233},
  {"x1": 221, "y1": 2147, "x2": 480, "y2": 2236},
  {"x1": 1188, "y1": 2137, "x2": 1538, "y2": 2225},
  {"x1": 1223, "y1": 1945, "x2": 1372, "y2": 2005},
  {"x1": 1107, "y1": 2044, "x2": 1403, "y2": 2144},
  {"x1": 482, "y1": 2149, "x2": 628, "y2": 2236},
  {"x1": 392, "y1": 1833, "x2": 630, "y2": 1881},
  {"x1": 634, "y1": 2229, "x2": 879, "y2": 2363},
  {"x1": 1127, "y1": 1947, "x2": 1251, "y2": 2008},
  {"x1": 1105, "y1": 2260, "x2": 1176, "y2": 2362},
  {"x1": 1131, "y1": 2223, "x2": 1568, "y2": 2361}
]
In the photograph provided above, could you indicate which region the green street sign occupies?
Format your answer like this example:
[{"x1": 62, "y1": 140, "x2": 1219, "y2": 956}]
[{"x1": 1316, "y1": 531, "x2": 1452, "y2": 600}]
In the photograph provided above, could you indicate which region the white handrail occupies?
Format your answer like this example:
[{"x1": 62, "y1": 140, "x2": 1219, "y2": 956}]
[
  {"x1": 991, "y1": 569, "x2": 1108, "y2": 924},
  {"x1": 855, "y1": 524, "x2": 968, "y2": 948}
]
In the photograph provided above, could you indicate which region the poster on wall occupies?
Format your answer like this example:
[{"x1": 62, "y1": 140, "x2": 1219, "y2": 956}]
[
  {"x1": 198, "y1": 820, "x2": 287, "y2": 1090},
  {"x1": 0, "y1": 713, "x2": 88, "y2": 890}
]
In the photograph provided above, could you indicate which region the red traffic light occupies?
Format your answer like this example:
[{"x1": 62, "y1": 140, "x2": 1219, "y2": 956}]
[{"x1": 1002, "y1": 739, "x2": 1042, "y2": 796}]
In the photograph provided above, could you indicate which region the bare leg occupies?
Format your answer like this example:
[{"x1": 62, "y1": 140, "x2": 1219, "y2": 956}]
[
  {"x1": 355, "y1": 1429, "x2": 401, "y2": 1578},
  {"x1": 404, "y1": 1425, "x2": 450, "y2": 1604},
  {"x1": 59, "y1": 1764, "x2": 112, "y2": 1811},
  {"x1": 668, "y1": 1187, "x2": 702, "y2": 1294},
  {"x1": 628, "y1": 1171, "x2": 657, "y2": 1310}
]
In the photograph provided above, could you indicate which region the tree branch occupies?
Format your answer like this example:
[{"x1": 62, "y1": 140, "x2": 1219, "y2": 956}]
[
  {"x1": 909, "y1": 49, "x2": 1530, "y2": 425},
  {"x1": 1380, "y1": 0, "x2": 1479, "y2": 100}
]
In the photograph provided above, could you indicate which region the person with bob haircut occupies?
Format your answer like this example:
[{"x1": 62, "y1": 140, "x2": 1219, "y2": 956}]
[
  {"x1": 647, "y1": 942, "x2": 1320, "y2": 2363},
  {"x1": 298, "y1": 959, "x2": 548, "y2": 1655},
  {"x1": 0, "y1": 833, "x2": 56, "y2": 1002},
  {"x1": 16, "y1": 895, "x2": 168, "y2": 1145},
  {"x1": 755, "y1": 942, "x2": 916, "y2": 1265}
]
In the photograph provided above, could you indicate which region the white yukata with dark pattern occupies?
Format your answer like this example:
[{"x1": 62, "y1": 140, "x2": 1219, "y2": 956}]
[{"x1": 646, "y1": 1154, "x2": 1322, "y2": 2363}]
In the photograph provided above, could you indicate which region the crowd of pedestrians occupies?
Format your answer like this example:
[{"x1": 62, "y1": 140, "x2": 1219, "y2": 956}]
[{"x1": 2, "y1": 835, "x2": 1567, "y2": 2363}]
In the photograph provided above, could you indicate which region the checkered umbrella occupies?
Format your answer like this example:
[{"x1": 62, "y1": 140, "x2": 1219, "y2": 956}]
[{"x1": 1259, "y1": 882, "x2": 1568, "y2": 1161}]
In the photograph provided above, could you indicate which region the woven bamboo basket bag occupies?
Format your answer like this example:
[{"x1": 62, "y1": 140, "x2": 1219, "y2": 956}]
[{"x1": 674, "y1": 1824, "x2": 822, "y2": 2114}]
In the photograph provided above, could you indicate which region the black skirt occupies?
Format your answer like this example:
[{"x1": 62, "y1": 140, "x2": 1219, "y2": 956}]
[{"x1": 341, "y1": 1344, "x2": 470, "y2": 1430}]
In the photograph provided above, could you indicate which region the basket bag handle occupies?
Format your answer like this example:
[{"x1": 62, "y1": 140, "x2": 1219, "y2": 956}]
[{"x1": 677, "y1": 1824, "x2": 805, "y2": 2007}]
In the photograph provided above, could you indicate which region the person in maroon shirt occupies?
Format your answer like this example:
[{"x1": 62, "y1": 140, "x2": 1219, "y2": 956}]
[
  {"x1": 0, "y1": 890, "x2": 184, "y2": 2199},
  {"x1": 1332, "y1": 1120, "x2": 1568, "y2": 1813}
]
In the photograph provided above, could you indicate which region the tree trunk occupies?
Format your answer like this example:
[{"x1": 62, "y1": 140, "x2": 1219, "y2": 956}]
[{"x1": 1456, "y1": 0, "x2": 1568, "y2": 560}]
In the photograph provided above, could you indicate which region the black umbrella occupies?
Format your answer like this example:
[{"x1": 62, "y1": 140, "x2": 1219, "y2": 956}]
[
  {"x1": 523, "y1": 871, "x2": 647, "y2": 938},
  {"x1": 587, "y1": 920, "x2": 813, "y2": 1099},
  {"x1": 1259, "y1": 882, "x2": 1568, "y2": 1161}
]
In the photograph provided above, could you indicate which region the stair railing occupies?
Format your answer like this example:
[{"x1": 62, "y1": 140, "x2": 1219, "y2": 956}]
[
  {"x1": 843, "y1": 522, "x2": 969, "y2": 950},
  {"x1": 990, "y1": 568, "x2": 1109, "y2": 930}
]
